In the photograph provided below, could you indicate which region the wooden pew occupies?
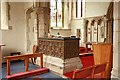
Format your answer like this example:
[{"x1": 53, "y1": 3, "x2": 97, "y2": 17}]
[{"x1": 4, "y1": 53, "x2": 49, "y2": 80}]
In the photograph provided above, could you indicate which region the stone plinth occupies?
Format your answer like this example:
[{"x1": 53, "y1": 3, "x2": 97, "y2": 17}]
[{"x1": 43, "y1": 55, "x2": 82, "y2": 74}]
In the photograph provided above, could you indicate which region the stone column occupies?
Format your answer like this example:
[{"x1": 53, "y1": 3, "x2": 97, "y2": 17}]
[
  {"x1": 83, "y1": 19, "x2": 88, "y2": 43},
  {"x1": 64, "y1": 2, "x2": 69, "y2": 29},
  {"x1": 35, "y1": 2, "x2": 50, "y2": 38},
  {"x1": 34, "y1": 2, "x2": 50, "y2": 37},
  {"x1": 111, "y1": 2, "x2": 120, "y2": 78}
]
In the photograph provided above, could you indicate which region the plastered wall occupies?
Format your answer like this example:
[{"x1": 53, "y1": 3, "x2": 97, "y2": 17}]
[
  {"x1": 85, "y1": 2, "x2": 110, "y2": 17},
  {"x1": 2, "y1": 2, "x2": 26, "y2": 62}
]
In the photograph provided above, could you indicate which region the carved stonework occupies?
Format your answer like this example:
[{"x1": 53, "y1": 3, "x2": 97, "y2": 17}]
[
  {"x1": 38, "y1": 38, "x2": 79, "y2": 59},
  {"x1": 84, "y1": 16, "x2": 108, "y2": 43}
]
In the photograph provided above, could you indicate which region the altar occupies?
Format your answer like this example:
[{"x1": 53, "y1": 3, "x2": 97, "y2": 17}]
[{"x1": 38, "y1": 37, "x2": 82, "y2": 74}]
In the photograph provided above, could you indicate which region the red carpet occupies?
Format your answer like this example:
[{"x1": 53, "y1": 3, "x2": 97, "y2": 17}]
[{"x1": 64, "y1": 47, "x2": 94, "y2": 78}]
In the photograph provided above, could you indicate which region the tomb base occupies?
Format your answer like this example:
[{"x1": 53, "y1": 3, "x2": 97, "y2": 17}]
[{"x1": 37, "y1": 55, "x2": 82, "y2": 74}]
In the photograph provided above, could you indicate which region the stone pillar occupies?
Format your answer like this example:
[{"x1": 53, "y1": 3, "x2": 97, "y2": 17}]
[
  {"x1": 26, "y1": 2, "x2": 50, "y2": 51},
  {"x1": 26, "y1": 10, "x2": 38, "y2": 51},
  {"x1": 36, "y1": 7, "x2": 50, "y2": 37},
  {"x1": 111, "y1": 2, "x2": 120, "y2": 78},
  {"x1": 35, "y1": 2, "x2": 50, "y2": 38},
  {"x1": 33, "y1": 13, "x2": 38, "y2": 45},
  {"x1": 83, "y1": 19, "x2": 88, "y2": 43},
  {"x1": 64, "y1": 2, "x2": 69, "y2": 29}
]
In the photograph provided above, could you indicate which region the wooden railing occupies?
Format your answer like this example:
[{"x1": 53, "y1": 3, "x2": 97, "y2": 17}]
[{"x1": 4, "y1": 53, "x2": 44, "y2": 75}]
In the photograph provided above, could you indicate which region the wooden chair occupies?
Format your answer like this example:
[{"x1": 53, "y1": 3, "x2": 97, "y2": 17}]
[
  {"x1": 31, "y1": 45, "x2": 39, "y2": 64},
  {"x1": 72, "y1": 66, "x2": 94, "y2": 79},
  {"x1": 92, "y1": 62, "x2": 107, "y2": 78},
  {"x1": 92, "y1": 43, "x2": 112, "y2": 78}
]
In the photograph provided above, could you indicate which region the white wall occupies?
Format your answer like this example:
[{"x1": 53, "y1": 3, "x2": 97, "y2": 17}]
[
  {"x1": 85, "y1": 2, "x2": 110, "y2": 17},
  {"x1": 24, "y1": 2, "x2": 32, "y2": 10},
  {"x1": 2, "y1": 2, "x2": 26, "y2": 62},
  {"x1": 50, "y1": 29, "x2": 71, "y2": 37}
]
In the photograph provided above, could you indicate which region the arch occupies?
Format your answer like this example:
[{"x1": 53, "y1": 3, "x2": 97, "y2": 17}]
[{"x1": 26, "y1": 7, "x2": 38, "y2": 52}]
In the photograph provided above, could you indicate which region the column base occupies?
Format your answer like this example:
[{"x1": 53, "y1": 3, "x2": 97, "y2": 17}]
[{"x1": 111, "y1": 68, "x2": 120, "y2": 78}]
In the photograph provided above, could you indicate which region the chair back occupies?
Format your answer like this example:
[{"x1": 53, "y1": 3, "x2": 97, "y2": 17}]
[
  {"x1": 93, "y1": 62, "x2": 107, "y2": 78},
  {"x1": 72, "y1": 66, "x2": 94, "y2": 79},
  {"x1": 33, "y1": 45, "x2": 38, "y2": 54}
]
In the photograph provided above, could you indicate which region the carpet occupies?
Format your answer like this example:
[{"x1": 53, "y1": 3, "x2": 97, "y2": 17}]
[{"x1": 1, "y1": 60, "x2": 69, "y2": 80}]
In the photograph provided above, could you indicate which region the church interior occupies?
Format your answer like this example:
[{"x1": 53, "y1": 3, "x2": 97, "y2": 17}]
[{"x1": 0, "y1": 0, "x2": 120, "y2": 79}]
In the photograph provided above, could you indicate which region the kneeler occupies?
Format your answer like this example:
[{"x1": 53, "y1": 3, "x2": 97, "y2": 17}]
[{"x1": 4, "y1": 53, "x2": 49, "y2": 80}]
